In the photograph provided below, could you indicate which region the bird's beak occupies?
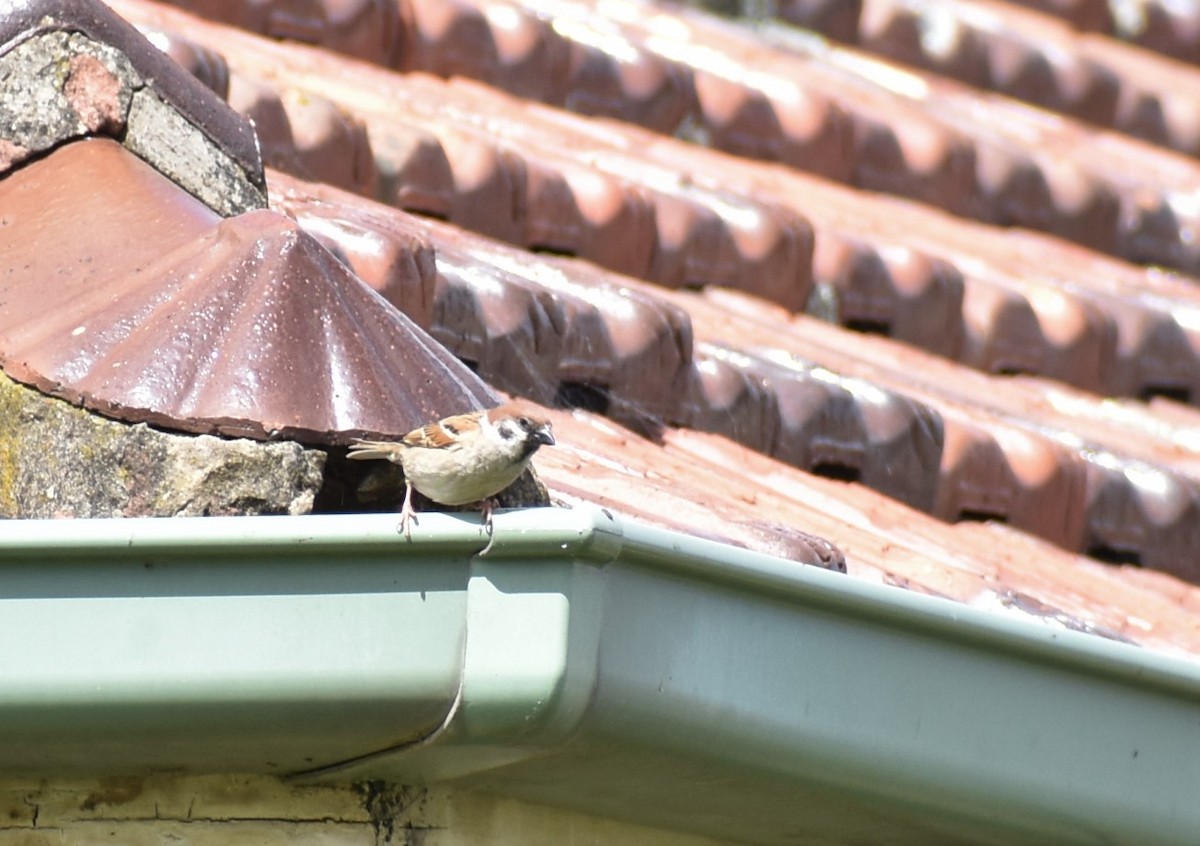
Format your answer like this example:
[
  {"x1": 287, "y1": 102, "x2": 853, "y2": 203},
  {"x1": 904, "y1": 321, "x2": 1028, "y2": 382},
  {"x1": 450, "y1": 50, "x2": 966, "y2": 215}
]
[{"x1": 533, "y1": 425, "x2": 555, "y2": 447}]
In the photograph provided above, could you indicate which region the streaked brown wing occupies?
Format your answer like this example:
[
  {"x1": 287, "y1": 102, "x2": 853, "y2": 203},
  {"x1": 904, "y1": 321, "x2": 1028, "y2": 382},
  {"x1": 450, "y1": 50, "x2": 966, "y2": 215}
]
[{"x1": 401, "y1": 411, "x2": 482, "y2": 449}]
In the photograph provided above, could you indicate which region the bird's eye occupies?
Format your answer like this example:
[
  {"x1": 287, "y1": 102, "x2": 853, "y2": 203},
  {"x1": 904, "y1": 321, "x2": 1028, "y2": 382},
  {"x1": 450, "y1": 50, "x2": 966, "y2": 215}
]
[{"x1": 518, "y1": 417, "x2": 531, "y2": 429}]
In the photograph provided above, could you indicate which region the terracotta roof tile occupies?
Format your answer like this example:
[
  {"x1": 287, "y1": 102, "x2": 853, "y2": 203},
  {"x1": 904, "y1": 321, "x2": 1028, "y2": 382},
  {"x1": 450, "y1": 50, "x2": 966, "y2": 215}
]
[
  {"x1": 1104, "y1": 1, "x2": 1200, "y2": 63},
  {"x1": 127, "y1": 0, "x2": 1142, "y2": 362},
  {"x1": 545, "y1": 412, "x2": 1200, "y2": 654},
  {"x1": 401, "y1": 0, "x2": 572, "y2": 100},
  {"x1": 125, "y1": 0, "x2": 1200, "y2": 272},
  {"x1": 274, "y1": 172, "x2": 698, "y2": 433},
  {"x1": 857, "y1": 0, "x2": 1120, "y2": 122},
  {"x1": 812, "y1": 236, "x2": 966, "y2": 358},
  {"x1": 777, "y1": 0, "x2": 864, "y2": 43},
  {"x1": 228, "y1": 71, "x2": 380, "y2": 195},
  {"x1": 273, "y1": 183, "x2": 439, "y2": 328},
  {"x1": 118, "y1": 0, "x2": 1200, "y2": 499},
  {"x1": 1007, "y1": 0, "x2": 1113, "y2": 33},
  {"x1": 1077, "y1": 34, "x2": 1200, "y2": 155},
  {"x1": 266, "y1": 152, "x2": 1200, "y2": 578},
  {"x1": 141, "y1": 13, "x2": 811, "y2": 305},
  {"x1": 270, "y1": 168, "x2": 952, "y2": 507},
  {"x1": 809, "y1": 0, "x2": 1200, "y2": 160},
  {"x1": 182, "y1": 0, "x2": 404, "y2": 65},
  {"x1": 0, "y1": 138, "x2": 494, "y2": 441},
  {"x1": 670, "y1": 286, "x2": 1200, "y2": 572},
  {"x1": 140, "y1": 26, "x2": 229, "y2": 98},
  {"x1": 689, "y1": 341, "x2": 944, "y2": 510}
]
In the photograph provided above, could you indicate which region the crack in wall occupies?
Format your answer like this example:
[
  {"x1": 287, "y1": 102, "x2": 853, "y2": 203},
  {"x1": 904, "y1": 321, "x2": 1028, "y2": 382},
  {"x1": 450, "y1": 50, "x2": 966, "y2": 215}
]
[{"x1": 23, "y1": 795, "x2": 38, "y2": 828}]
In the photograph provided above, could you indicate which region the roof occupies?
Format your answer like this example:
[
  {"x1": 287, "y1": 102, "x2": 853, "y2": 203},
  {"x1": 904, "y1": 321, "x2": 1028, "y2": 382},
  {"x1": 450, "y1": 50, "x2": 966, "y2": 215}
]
[{"x1": 4, "y1": 0, "x2": 1200, "y2": 668}]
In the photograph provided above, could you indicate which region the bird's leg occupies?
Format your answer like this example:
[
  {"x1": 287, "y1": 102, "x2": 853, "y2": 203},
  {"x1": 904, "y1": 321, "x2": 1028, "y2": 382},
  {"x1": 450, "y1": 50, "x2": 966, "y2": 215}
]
[
  {"x1": 398, "y1": 481, "x2": 418, "y2": 540},
  {"x1": 478, "y1": 498, "x2": 498, "y2": 556}
]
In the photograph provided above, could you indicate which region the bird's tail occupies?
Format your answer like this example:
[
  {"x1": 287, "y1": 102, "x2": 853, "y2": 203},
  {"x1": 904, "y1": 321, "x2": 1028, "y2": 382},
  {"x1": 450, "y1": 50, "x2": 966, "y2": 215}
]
[{"x1": 347, "y1": 439, "x2": 404, "y2": 461}]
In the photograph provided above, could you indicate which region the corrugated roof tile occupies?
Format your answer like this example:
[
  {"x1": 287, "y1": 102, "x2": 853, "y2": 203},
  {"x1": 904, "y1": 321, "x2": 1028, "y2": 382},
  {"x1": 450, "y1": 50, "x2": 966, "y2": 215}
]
[
  {"x1": 183, "y1": 0, "x2": 403, "y2": 64},
  {"x1": 859, "y1": 0, "x2": 1121, "y2": 123},
  {"x1": 695, "y1": 342, "x2": 944, "y2": 511},
  {"x1": 812, "y1": 236, "x2": 966, "y2": 358},
  {"x1": 1007, "y1": 0, "x2": 1113, "y2": 33},
  {"x1": 273, "y1": 173, "x2": 697, "y2": 433},
  {"x1": 152, "y1": 17, "x2": 813, "y2": 307},
  {"x1": 139, "y1": 26, "x2": 229, "y2": 98},
  {"x1": 403, "y1": 0, "x2": 574, "y2": 101},
  {"x1": 273, "y1": 183, "x2": 439, "y2": 328},
  {"x1": 0, "y1": 138, "x2": 494, "y2": 441}
]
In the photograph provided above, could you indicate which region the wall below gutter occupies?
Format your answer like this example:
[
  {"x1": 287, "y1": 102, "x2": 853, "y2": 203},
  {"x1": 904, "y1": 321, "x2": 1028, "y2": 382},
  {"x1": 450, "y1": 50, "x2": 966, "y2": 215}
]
[{"x1": 0, "y1": 509, "x2": 1197, "y2": 844}]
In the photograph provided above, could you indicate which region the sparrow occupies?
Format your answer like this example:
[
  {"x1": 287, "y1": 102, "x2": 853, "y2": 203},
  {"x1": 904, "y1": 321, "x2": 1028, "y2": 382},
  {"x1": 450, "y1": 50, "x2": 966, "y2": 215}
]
[{"x1": 348, "y1": 404, "x2": 555, "y2": 540}]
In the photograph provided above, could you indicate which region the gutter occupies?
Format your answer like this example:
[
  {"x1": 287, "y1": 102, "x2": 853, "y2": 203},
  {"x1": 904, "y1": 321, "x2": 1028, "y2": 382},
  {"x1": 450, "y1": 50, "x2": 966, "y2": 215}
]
[{"x1": 0, "y1": 508, "x2": 1197, "y2": 844}]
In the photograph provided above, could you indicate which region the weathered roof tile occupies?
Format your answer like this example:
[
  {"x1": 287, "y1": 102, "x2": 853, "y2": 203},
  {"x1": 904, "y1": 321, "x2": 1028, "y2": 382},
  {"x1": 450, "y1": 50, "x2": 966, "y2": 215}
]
[
  {"x1": 274, "y1": 172, "x2": 697, "y2": 434},
  {"x1": 0, "y1": 138, "x2": 494, "y2": 442}
]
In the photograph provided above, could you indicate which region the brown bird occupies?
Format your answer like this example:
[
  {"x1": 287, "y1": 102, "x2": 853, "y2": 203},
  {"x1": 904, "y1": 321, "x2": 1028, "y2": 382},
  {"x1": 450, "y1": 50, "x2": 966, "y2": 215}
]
[{"x1": 348, "y1": 404, "x2": 555, "y2": 539}]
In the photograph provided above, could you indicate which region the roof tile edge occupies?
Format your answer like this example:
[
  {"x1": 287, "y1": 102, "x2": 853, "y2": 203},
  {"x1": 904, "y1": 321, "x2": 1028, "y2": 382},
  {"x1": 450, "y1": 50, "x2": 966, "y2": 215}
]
[{"x1": 0, "y1": 0, "x2": 266, "y2": 215}]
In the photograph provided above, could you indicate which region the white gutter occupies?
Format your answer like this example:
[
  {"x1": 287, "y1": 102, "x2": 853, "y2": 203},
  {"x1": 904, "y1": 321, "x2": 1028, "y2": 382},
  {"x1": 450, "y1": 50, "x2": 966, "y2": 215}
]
[{"x1": 0, "y1": 508, "x2": 1197, "y2": 844}]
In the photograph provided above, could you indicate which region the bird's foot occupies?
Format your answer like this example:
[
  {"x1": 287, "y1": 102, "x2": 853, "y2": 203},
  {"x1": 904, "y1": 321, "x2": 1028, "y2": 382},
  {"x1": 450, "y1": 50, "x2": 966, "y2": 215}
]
[
  {"x1": 397, "y1": 483, "x2": 418, "y2": 541},
  {"x1": 478, "y1": 499, "x2": 498, "y2": 556},
  {"x1": 397, "y1": 512, "x2": 419, "y2": 541}
]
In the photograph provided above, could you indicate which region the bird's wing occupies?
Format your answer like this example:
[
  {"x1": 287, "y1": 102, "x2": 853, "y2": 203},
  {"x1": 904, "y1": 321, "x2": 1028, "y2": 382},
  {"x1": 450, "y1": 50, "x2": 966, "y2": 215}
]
[{"x1": 402, "y1": 412, "x2": 482, "y2": 449}]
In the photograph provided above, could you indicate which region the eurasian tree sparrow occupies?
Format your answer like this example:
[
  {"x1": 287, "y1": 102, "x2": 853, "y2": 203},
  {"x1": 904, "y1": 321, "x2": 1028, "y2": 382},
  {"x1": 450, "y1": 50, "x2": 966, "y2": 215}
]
[{"x1": 348, "y1": 404, "x2": 555, "y2": 539}]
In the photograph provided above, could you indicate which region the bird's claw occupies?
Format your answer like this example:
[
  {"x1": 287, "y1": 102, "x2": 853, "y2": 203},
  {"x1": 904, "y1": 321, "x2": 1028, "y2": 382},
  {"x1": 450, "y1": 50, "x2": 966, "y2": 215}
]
[
  {"x1": 397, "y1": 482, "x2": 417, "y2": 541},
  {"x1": 477, "y1": 500, "x2": 497, "y2": 556},
  {"x1": 397, "y1": 512, "x2": 418, "y2": 541}
]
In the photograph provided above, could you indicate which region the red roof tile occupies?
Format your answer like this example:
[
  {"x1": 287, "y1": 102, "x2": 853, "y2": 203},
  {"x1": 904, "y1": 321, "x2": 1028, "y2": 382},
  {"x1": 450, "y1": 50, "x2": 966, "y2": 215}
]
[{"x1": 0, "y1": 139, "x2": 494, "y2": 441}]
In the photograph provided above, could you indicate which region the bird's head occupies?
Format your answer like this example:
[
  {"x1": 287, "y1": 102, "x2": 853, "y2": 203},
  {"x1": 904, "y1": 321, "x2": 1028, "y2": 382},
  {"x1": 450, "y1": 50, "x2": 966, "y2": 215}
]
[{"x1": 488, "y1": 406, "x2": 555, "y2": 459}]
